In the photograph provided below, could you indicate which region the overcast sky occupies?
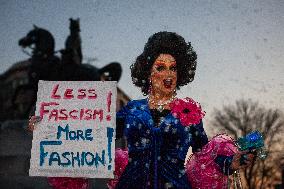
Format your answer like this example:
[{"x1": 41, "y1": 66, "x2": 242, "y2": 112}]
[{"x1": 1, "y1": 0, "x2": 283, "y2": 129}]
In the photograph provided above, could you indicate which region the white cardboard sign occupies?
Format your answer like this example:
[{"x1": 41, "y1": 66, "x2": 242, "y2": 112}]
[{"x1": 29, "y1": 81, "x2": 116, "y2": 178}]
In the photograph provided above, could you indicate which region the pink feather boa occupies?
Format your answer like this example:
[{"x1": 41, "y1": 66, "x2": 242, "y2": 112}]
[
  {"x1": 186, "y1": 134, "x2": 238, "y2": 189},
  {"x1": 107, "y1": 148, "x2": 129, "y2": 189},
  {"x1": 47, "y1": 177, "x2": 88, "y2": 189}
]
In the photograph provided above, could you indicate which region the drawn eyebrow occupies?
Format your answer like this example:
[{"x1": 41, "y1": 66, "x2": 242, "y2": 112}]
[
  {"x1": 155, "y1": 60, "x2": 166, "y2": 63},
  {"x1": 156, "y1": 60, "x2": 176, "y2": 63},
  {"x1": 155, "y1": 62, "x2": 166, "y2": 66}
]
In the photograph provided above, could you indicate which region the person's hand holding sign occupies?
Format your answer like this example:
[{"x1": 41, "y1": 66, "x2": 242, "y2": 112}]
[{"x1": 28, "y1": 116, "x2": 42, "y2": 132}]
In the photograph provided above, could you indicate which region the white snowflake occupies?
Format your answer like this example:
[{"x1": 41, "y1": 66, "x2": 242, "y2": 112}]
[
  {"x1": 164, "y1": 125, "x2": 170, "y2": 132},
  {"x1": 145, "y1": 163, "x2": 149, "y2": 168},
  {"x1": 141, "y1": 138, "x2": 147, "y2": 146},
  {"x1": 171, "y1": 158, "x2": 177, "y2": 163},
  {"x1": 174, "y1": 119, "x2": 179, "y2": 124},
  {"x1": 140, "y1": 105, "x2": 146, "y2": 110},
  {"x1": 164, "y1": 182, "x2": 173, "y2": 188},
  {"x1": 179, "y1": 169, "x2": 186, "y2": 174}
]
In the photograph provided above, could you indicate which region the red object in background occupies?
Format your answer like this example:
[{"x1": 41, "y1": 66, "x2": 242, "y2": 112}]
[
  {"x1": 47, "y1": 177, "x2": 89, "y2": 189},
  {"x1": 107, "y1": 148, "x2": 129, "y2": 189}
]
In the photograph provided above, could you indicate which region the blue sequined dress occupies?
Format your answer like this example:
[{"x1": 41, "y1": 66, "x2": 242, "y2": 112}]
[{"x1": 115, "y1": 99, "x2": 208, "y2": 189}]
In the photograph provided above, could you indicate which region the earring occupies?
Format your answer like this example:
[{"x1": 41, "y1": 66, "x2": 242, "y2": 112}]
[{"x1": 173, "y1": 89, "x2": 177, "y2": 97}]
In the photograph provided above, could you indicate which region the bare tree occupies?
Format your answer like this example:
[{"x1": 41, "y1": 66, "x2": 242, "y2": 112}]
[{"x1": 211, "y1": 99, "x2": 284, "y2": 189}]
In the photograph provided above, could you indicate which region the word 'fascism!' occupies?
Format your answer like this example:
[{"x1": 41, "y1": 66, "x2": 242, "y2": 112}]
[{"x1": 39, "y1": 84, "x2": 112, "y2": 122}]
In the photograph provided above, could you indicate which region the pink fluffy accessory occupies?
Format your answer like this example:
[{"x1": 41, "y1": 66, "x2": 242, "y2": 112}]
[
  {"x1": 107, "y1": 148, "x2": 129, "y2": 189},
  {"x1": 186, "y1": 134, "x2": 238, "y2": 189},
  {"x1": 47, "y1": 177, "x2": 89, "y2": 189},
  {"x1": 170, "y1": 97, "x2": 205, "y2": 126}
]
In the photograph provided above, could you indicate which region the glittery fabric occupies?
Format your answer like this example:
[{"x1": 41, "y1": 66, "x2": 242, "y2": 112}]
[
  {"x1": 186, "y1": 134, "x2": 238, "y2": 189},
  {"x1": 114, "y1": 99, "x2": 208, "y2": 189}
]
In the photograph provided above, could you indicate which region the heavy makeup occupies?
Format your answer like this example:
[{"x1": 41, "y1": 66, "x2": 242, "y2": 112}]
[{"x1": 148, "y1": 54, "x2": 177, "y2": 109}]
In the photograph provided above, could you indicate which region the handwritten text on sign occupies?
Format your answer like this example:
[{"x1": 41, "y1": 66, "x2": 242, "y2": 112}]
[{"x1": 29, "y1": 81, "x2": 116, "y2": 178}]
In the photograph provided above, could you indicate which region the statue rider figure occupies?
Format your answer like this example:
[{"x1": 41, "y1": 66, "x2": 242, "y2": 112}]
[{"x1": 62, "y1": 18, "x2": 83, "y2": 65}]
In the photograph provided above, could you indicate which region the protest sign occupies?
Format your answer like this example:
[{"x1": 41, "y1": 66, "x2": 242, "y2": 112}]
[{"x1": 29, "y1": 81, "x2": 116, "y2": 178}]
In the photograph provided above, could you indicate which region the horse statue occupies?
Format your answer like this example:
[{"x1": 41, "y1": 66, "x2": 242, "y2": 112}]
[
  {"x1": 19, "y1": 25, "x2": 56, "y2": 59},
  {"x1": 18, "y1": 22, "x2": 122, "y2": 82},
  {"x1": 18, "y1": 25, "x2": 61, "y2": 83}
]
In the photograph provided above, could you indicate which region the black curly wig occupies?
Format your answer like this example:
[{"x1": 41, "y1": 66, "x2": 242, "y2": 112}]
[{"x1": 130, "y1": 31, "x2": 197, "y2": 95}]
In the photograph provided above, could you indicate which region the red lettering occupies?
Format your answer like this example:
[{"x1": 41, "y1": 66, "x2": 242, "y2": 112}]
[
  {"x1": 107, "y1": 91, "x2": 112, "y2": 112},
  {"x1": 77, "y1": 89, "x2": 87, "y2": 99},
  {"x1": 93, "y1": 109, "x2": 103, "y2": 122},
  {"x1": 84, "y1": 109, "x2": 93, "y2": 120},
  {"x1": 59, "y1": 109, "x2": 68, "y2": 120},
  {"x1": 64, "y1": 89, "x2": 74, "y2": 99},
  {"x1": 88, "y1": 89, "x2": 97, "y2": 99},
  {"x1": 51, "y1": 84, "x2": 61, "y2": 99},
  {"x1": 69, "y1": 110, "x2": 78, "y2": 119},
  {"x1": 80, "y1": 108, "x2": 85, "y2": 120},
  {"x1": 40, "y1": 102, "x2": 59, "y2": 119},
  {"x1": 106, "y1": 115, "x2": 111, "y2": 121},
  {"x1": 49, "y1": 109, "x2": 59, "y2": 121}
]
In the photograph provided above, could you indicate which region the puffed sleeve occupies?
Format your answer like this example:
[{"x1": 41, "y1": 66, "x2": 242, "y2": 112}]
[{"x1": 190, "y1": 120, "x2": 208, "y2": 153}]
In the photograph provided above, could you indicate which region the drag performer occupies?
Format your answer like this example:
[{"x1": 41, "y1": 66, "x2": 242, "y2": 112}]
[{"x1": 108, "y1": 31, "x2": 255, "y2": 189}]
